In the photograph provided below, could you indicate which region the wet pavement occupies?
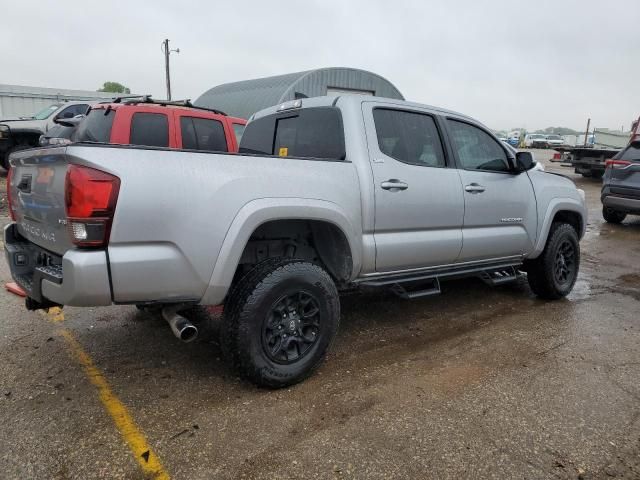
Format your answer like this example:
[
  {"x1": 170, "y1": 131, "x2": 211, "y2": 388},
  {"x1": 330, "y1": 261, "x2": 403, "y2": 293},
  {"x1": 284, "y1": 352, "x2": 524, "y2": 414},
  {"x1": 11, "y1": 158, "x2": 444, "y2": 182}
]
[{"x1": 1, "y1": 152, "x2": 639, "y2": 479}]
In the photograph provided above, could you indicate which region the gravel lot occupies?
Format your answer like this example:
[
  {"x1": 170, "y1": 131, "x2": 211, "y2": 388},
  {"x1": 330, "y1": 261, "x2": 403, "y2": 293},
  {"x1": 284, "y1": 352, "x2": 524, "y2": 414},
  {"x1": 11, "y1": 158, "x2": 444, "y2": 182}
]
[{"x1": 1, "y1": 151, "x2": 639, "y2": 479}]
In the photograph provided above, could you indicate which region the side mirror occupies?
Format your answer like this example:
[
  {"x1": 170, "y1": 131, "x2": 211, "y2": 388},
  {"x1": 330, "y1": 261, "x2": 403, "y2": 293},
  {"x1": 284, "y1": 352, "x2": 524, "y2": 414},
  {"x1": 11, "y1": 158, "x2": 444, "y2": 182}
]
[
  {"x1": 515, "y1": 151, "x2": 536, "y2": 171},
  {"x1": 54, "y1": 114, "x2": 85, "y2": 127}
]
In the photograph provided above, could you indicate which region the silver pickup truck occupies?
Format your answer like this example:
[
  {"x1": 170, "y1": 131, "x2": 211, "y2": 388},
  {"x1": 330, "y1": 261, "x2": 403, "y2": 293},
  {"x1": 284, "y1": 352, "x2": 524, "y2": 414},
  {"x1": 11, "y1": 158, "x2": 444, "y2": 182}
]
[{"x1": 4, "y1": 95, "x2": 587, "y2": 387}]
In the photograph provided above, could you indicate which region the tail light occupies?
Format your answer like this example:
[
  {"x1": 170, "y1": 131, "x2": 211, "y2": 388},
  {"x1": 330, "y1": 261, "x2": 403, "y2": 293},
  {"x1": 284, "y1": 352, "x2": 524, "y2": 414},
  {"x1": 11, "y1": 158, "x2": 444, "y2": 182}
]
[
  {"x1": 7, "y1": 166, "x2": 16, "y2": 221},
  {"x1": 65, "y1": 165, "x2": 120, "y2": 247},
  {"x1": 552, "y1": 153, "x2": 562, "y2": 160},
  {"x1": 605, "y1": 159, "x2": 632, "y2": 170}
]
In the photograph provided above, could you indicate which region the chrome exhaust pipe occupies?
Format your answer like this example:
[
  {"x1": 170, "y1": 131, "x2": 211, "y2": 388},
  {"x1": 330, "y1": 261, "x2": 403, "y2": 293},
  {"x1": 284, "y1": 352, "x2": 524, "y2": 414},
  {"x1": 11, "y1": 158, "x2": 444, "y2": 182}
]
[{"x1": 161, "y1": 305, "x2": 198, "y2": 343}]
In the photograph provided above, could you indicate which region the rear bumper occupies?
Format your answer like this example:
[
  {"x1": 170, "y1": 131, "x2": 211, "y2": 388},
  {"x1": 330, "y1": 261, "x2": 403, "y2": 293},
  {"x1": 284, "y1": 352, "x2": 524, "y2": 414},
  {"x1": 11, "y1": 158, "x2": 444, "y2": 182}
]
[
  {"x1": 602, "y1": 195, "x2": 640, "y2": 214},
  {"x1": 4, "y1": 223, "x2": 112, "y2": 306}
]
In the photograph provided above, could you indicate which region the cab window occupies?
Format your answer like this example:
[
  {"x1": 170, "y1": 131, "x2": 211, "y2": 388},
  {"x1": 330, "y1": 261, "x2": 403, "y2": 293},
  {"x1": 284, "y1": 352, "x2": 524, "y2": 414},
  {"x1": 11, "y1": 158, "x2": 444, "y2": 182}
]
[
  {"x1": 130, "y1": 112, "x2": 169, "y2": 148},
  {"x1": 447, "y1": 120, "x2": 510, "y2": 172},
  {"x1": 180, "y1": 117, "x2": 227, "y2": 152},
  {"x1": 373, "y1": 108, "x2": 445, "y2": 167}
]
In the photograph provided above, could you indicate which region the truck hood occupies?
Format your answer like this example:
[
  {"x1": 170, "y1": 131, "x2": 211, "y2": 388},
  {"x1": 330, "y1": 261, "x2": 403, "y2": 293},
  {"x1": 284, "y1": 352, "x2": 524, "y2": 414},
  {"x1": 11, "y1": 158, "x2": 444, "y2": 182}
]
[{"x1": 0, "y1": 119, "x2": 46, "y2": 132}]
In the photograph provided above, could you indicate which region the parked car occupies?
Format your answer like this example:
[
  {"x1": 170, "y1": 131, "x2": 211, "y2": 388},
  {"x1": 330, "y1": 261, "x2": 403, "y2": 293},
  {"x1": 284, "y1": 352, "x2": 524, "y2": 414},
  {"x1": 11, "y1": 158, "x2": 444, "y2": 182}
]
[
  {"x1": 601, "y1": 141, "x2": 640, "y2": 223},
  {"x1": 545, "y1": 134, "x2": 564, "y2": 148},
  {"x1": 4, "y1": 95, "x2": 587, "y2": 387},
  {"x1": 0, "y1": 101, "x2": 94, "y2": 170},
  {"x1": 70, "y1": 96, "x2": 246, "y2": 152},
  {"x1": 524, "y1": 134, "x2": 548, "y2": 148}
]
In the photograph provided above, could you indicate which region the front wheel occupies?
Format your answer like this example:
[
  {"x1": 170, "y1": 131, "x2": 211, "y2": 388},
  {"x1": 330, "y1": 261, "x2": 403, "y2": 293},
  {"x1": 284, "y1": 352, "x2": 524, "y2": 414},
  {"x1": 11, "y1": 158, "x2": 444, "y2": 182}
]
[
  {"x1": 602, "y1": 206, "x2": 626, "y2": 224},
  {"x1": 524, "y1": 223, "x2": 580, "y2": 300},
  {"x1": 222, "y1": 259, "x2": 340, "y2": 388}
]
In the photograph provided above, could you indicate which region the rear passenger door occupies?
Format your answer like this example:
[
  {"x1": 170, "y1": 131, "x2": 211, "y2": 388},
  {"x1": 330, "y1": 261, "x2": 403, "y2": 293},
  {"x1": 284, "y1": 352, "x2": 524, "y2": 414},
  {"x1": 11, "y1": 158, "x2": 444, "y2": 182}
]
[
  {"x1": 445, "y1": 119, "x2": 537, "y2": 262},
  {"x1": 363, "y1": 103, "x2": 465, "y2": 272}
]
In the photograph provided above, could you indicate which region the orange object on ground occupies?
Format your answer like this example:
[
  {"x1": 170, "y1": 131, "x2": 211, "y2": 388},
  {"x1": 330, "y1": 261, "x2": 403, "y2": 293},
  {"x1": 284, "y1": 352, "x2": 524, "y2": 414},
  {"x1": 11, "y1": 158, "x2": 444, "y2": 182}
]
[
  {"x1": 5, "y1": 282, "x2": 26, "y2": 297},
  {"x1": 206, "y1": 305, "x2": 224, "y2": 316}
]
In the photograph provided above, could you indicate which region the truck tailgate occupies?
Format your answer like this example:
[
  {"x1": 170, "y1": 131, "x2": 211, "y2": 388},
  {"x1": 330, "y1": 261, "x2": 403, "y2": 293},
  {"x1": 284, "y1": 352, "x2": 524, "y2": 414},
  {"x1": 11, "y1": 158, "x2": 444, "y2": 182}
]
[{"x1": 8, "y1": 147, "x2": 74, "y2": 256}]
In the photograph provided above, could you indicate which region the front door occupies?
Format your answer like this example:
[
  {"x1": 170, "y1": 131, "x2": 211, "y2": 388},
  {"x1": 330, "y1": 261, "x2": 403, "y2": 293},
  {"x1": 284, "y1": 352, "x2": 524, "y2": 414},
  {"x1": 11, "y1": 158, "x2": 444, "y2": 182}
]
[
  {"x1": 364, "y1": 103, "x2": 465, "y2": 273},
  {"x1": 445, "y1": 119, "x2": 537, "y2": 262}
]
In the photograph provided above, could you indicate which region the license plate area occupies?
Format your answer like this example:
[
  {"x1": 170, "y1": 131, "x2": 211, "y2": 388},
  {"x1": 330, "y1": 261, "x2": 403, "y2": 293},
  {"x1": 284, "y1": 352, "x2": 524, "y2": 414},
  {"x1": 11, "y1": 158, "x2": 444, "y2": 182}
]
[{"x1": 5, "y1": 224, "x2": 63, "y2": 302}]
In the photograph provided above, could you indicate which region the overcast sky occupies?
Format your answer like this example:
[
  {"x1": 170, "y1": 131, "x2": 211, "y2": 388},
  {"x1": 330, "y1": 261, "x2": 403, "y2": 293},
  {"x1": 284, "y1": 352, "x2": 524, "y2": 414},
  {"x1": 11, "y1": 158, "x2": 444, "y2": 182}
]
[{"x1": 1, "y1": 0, "x2": 638, "y2": 131}]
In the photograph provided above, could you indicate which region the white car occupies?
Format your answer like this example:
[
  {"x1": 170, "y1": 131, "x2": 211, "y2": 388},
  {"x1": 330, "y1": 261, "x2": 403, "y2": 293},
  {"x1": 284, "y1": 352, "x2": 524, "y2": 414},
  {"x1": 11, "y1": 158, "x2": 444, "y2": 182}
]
[
  {"x1": 524, "y1": 134, "x2": 548, "y2": 148},
  {"x1": 545, "y1": 134, "x2": 564, "y2": 148}
]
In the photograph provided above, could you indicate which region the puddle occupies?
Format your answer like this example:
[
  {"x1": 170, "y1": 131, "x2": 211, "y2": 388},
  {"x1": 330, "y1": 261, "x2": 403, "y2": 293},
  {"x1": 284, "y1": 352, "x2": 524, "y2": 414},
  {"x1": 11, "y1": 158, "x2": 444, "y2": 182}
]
[{"x1": 567, "y1": 278, "x2": 593, "y2": 301}]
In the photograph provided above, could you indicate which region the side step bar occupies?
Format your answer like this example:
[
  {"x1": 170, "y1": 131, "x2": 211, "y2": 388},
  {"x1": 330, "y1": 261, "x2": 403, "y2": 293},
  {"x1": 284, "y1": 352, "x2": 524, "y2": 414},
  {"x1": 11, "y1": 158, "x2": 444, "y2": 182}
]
[
  {"x1": 359, "y1": 261, "x2": 523, "y2": 300},
  {"x1": 390, "y1": 278, "x2": 441, "y2": 299},
  {"x1": 479, "y1": 266, "x2": 519, "y2": 286}
]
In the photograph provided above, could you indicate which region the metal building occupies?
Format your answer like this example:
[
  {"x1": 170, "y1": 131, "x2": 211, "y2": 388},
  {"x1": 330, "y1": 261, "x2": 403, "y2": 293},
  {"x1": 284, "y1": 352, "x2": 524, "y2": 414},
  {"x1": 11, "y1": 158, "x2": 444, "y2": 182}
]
[
  {"x1": 0, "y1": 84, "x2": 123, "y2": 120},
  {"x1": 195, "y1": 67, "x2": 404, "y2": 119}
]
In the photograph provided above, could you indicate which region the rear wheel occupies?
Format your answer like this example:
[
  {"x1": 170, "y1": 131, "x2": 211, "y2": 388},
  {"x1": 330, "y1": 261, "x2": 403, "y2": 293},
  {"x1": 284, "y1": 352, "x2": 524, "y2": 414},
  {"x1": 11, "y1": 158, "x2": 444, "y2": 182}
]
[
  {"x1": 602, "y1": 206, "x2": 626, "y2": 224},
  {"x1": 524, "y1": 223, "x2": 580, "y2": 300},
  {"x1": 222, "y1": 259, "x2": 340, "y2": 388}
]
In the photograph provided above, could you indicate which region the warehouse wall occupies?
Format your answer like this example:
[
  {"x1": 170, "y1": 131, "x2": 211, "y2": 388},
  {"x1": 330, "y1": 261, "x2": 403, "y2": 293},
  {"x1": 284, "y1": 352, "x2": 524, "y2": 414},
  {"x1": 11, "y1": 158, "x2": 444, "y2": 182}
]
[{"x1": 0, "y1": 84, "x2": 123, "y2": 120}]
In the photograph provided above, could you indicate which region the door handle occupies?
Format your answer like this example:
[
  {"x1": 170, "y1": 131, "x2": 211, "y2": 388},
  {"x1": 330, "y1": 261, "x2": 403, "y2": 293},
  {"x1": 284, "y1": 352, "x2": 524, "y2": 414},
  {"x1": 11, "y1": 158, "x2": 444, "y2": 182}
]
[
  {"x1": 464, "y1": 183, "x2": 485, "y2": 193},
  {"x1": 381, "y1": 179, "x2": 408, "y2": 191}
]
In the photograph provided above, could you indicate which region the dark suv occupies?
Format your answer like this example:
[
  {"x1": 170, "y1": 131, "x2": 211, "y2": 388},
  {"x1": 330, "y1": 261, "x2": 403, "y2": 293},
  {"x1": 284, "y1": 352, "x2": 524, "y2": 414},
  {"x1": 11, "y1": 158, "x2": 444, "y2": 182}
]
[{"x1": 601, "y1": 141, "x2": 640, "y2": 223}]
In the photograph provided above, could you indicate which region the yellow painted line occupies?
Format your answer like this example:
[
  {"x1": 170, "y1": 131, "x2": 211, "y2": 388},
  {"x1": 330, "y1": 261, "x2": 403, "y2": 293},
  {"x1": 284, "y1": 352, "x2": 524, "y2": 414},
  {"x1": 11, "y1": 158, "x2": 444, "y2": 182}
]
[
  {"x1": 47, "y1": 306, "x2": 65, "y2": 323},
  {"x1": 42, "y1": 309, "x2": 170, "y2": 479}
]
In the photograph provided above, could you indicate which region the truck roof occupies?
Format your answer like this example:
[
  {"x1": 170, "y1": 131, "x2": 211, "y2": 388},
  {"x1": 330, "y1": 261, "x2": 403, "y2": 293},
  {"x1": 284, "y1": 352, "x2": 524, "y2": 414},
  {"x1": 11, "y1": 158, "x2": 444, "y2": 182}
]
[
  {"x1": 92, "y1": 101, "x2": 246, "y2": 123},
  {"x1": 250, "y1": 94, "x2": 480, "y2": 127}
]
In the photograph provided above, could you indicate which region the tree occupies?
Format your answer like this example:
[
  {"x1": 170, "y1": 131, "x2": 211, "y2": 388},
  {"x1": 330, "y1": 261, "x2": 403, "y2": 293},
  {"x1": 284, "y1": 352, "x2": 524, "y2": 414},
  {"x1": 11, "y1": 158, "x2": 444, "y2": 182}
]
[{"x1": 98, "y1": 81, "x2": 130, "y2": 94}]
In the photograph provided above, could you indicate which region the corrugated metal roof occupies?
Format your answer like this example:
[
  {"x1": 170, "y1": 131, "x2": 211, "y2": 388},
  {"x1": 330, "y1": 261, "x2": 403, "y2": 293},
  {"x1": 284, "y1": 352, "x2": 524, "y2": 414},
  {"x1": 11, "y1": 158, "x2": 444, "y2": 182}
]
[{"x1": 194, "y1": 67, "x2": 404, "y2": 119}]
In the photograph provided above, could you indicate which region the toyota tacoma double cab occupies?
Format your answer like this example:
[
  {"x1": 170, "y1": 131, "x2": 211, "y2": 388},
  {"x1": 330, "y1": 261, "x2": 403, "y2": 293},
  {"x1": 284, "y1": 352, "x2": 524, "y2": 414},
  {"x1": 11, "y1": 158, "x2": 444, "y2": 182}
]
[{"x1": 4, "y1": 95, "x2": 587, "y2": 387}]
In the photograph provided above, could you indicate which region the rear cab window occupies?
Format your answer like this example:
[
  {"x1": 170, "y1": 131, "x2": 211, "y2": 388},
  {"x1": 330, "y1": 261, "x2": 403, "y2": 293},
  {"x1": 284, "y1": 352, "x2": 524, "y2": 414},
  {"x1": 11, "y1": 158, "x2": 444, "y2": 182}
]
[
  {"x1": 240, "y1": 107, "x2": 345, "y2": 160},
  {"x1": 73, "y1": 108, "x2": 115, "y2": 143}
]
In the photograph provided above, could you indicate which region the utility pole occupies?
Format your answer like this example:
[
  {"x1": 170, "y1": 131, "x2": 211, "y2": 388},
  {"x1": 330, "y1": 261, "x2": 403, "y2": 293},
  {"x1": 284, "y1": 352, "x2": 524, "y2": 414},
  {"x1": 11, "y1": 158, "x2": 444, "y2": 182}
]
[
  {"x1": 161, "y1": 39, "x2": 180, "y2": 100},
  {"x1": 583, "y1": 118, "x2": 591, "y2": 146}
]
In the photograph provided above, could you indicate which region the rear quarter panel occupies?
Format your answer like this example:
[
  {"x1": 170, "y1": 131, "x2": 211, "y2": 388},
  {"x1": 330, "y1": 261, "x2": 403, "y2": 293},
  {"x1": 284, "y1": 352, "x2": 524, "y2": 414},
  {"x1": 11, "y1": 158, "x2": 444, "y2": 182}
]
[{"x1": 65, "y1": 145, "x2": 362, "y2": 304}]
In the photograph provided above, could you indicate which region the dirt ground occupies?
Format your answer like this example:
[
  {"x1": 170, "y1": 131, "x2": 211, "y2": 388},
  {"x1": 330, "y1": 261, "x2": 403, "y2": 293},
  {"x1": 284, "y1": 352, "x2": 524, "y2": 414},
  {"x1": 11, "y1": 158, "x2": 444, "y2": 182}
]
[{"x1": 1, "y1": 152, "x2": 639, "y2": 479}]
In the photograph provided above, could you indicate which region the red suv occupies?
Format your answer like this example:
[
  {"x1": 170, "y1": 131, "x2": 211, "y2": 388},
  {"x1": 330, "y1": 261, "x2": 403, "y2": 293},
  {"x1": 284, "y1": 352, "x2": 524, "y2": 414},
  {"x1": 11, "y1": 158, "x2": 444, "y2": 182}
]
[{"x1": 72, "y1": 97, "x2": 246, "y2": 152}]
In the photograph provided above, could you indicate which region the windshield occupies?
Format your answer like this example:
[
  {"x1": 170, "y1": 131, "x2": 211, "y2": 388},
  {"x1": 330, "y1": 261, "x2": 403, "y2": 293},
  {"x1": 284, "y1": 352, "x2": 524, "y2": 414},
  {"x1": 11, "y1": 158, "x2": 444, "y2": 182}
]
[
  {"x1": 33, "y1": 104, "x2": 62, "y2": 120},
  {"x1": 530, "y1": 134, "x2": 544, "y2": 139},
  {"x1": 547, "y1": 135, "x2": 561, "y2": 140}
]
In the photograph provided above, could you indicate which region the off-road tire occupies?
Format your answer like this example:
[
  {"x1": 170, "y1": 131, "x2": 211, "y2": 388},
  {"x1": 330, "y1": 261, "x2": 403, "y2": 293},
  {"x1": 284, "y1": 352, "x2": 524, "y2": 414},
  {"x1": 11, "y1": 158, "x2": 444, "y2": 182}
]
[
  {"x1": 222, "y1": 259, "x2": 339, "y2": 388},
  {"x1": 602, "y1": 206, "x2": 626, "y2": 224},
  {"x1": 524, "y1": 222, "x2": 580, "y2": 300}
]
